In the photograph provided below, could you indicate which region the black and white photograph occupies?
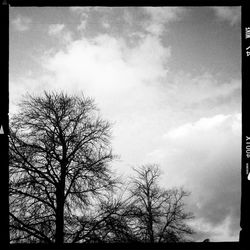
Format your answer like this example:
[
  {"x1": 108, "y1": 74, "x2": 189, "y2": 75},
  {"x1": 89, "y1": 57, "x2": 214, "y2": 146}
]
[{"x1": 6, "y1": 3, "x2": 245, "y2": 247}]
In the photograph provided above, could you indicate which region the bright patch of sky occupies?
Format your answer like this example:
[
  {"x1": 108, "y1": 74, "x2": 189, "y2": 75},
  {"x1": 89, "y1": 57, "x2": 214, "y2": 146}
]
[{"x1": 9, "y1": 6, "x2": 241, "y2": 242}]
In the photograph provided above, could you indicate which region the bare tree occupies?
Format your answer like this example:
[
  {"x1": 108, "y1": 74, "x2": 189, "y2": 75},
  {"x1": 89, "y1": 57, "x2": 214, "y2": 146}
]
[
  {"x1": 127, "y1": 164, "x2": 194, "y2": 243},
  {"x1": 9, "y1": 92, "x2": 117, "y2": 244}
]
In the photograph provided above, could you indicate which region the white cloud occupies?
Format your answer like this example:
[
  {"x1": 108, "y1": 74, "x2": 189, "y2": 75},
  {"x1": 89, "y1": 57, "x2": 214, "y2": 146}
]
[
  {"x1": 48, "y1": 24, "x2": 72, "y2": 44},
  {"x1": 212, "y1": 7, "x2": 241, "y2": 26},
  {"x1": 41, "y1": 33, "x2": 170, "y2": 113},
  {"x1": 143, "y1": 7, "x2": 186, "y2": 36},
  {"x1": 12, "y1": 15, "x2": 31, "y2": 32},
  {"x1": 70, "y1": 7, "x2": 91, "y2": 31},
  {"x1": 144, "y1": 7, "x2": 186, "y2": 24},
  {"x1": 70, "y1": 6, "x2": 92, "y2": 13},
  {"x1": 70, "y1": 7, "x2": 112, "y2": 32},
  {"x1": 165, "y1": 114, "x2": 239, "y2": 139},
  {"x1": 77, "y1": 20, "x2": 87, "y2": 31},
  {"x1": 102, "y1": 21, "x2": 111, "y2": 29},
  {"x1": 48, "y1": 24, "x2": 65, "y2": 36}
]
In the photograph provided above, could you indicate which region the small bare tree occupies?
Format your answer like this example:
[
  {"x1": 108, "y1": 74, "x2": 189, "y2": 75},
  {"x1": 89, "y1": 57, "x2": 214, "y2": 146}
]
[
  {"x1": 127, "y1": 164, "x2": 194, "y2": 243},
  {"x1": 9, "y1": 91, "x2": 116, "y2": 244}
]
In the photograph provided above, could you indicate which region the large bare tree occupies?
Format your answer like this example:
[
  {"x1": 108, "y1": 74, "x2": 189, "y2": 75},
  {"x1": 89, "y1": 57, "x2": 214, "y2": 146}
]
[
  {"x1": 9, "y1": 92, "x2": 116, "y2": 244},
  {"x1": 127, "y1": 164, "x2": 194, "y2": 243}
]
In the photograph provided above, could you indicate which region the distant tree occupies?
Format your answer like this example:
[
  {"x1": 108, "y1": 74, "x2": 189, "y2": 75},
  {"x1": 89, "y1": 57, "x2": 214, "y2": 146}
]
[
  {"x1": 9, "y1": 92, "x2": 116, "y2": 244},
  {"x1": 126, "y1": 164, "x2": 194, "y2": 243}
]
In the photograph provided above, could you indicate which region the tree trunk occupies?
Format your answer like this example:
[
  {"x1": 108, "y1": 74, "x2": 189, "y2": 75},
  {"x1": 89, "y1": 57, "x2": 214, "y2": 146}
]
[
  {"x1": 148, "y1": 209, "x2": 154, "y2": 243},
  {"x1": 55, "y1": 159, "x2": 66, "y2": 244},
  {"x1": 147, "y1": 191, "x2": 154, "y2": 243},
  {"x1": 55, "y1": 129, "x2": 67, "y2": 244},
  {"x1": 55, "y1": 182, "x2": 65, "y2": 244}
]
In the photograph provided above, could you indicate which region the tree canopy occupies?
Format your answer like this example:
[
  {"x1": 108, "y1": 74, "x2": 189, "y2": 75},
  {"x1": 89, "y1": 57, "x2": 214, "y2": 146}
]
[{"x1": 9, "y1": 92, "x2": 116, "y2": 244}]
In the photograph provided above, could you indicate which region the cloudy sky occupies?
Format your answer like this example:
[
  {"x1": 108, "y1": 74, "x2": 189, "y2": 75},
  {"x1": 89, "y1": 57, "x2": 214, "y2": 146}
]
[{"x1": 9, "y1": 6, "x2": 241, "y2": 242}]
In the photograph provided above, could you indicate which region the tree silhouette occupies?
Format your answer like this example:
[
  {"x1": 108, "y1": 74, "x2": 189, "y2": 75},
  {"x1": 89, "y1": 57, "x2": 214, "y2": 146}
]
[
  {"x1": 126, "y1": 164, "x2": 194, "y2": 243},
  {"x1": 9, "y1": 92, "x2": 116, "y2": 244}
]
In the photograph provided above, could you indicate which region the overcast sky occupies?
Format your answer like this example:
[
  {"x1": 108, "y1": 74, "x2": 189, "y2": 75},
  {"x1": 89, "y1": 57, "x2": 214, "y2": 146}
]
[{"x1": 9, "y1": 6, "x2": 241, "y2": 242}]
